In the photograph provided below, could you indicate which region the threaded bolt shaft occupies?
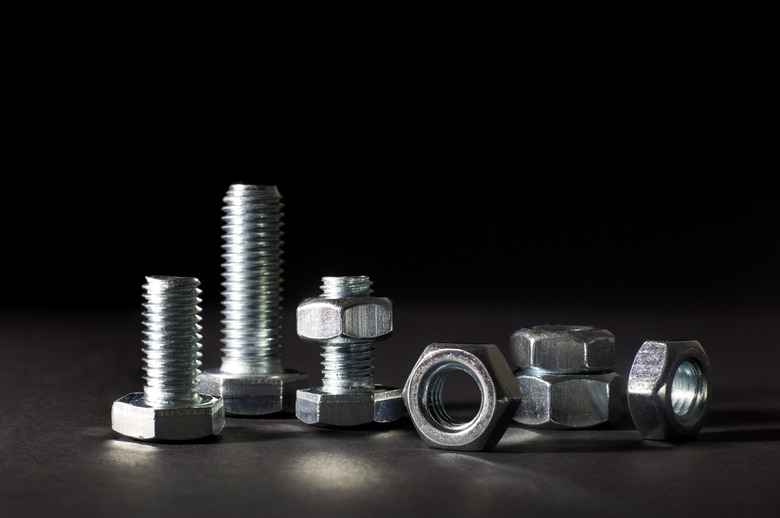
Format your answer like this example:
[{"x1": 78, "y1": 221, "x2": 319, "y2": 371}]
[
  {"x1": 219, "y1": 184, "x2": 285, "y2": 375},
  {"x1": 319, "y1": 275, "x2": 375, "y2": 394},
  {"x1": 141, "y1": 275, "x2": 203, "y2": 407}
]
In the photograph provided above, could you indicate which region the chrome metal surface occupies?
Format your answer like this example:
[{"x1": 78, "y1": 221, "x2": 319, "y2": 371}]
[
  {"x1": 513, "y1": 371, "x2": 623, "y2": 429},
  {"x1": 402, "y1": 343, "x2": 522, "y2": 451},
  {"x1": 111, "y1": 276, "x2": 225, "y2": 441},
  {"x1": 295, "y1": 276, "x2": 404, "y2": 426},
  {"x1": 509, "y1": 324, "x2": 615, "y2": 373},
  {"x1": 200, "y1": 184, "x2": 308, "y2": 415},
  {"x1": 510, "y1": 324, "x2": 622, "y2": 429},
  {"x1": 627, "y1": 339, "x2": 713, "y2": 440}
]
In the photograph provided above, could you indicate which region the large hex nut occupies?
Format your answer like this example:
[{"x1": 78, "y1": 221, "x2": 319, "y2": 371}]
[
  {"x1": 513, "y1": 371, "x2": 623, "y2": 429},
  {"x1": 628, "y1": 339, "x2": 712, "y2": 441},
  {"x1": 510, "y1": 325, "x2": 615, "y2": 373},
  {"x1": 402, "y1": 343, "x2": 522, "y2": 452},
  {"x1": 111, "y1": 392, "x2": 225, "y2": 441},
  {"x1": 199, "y1": 369, "x2": 309, "y2": 416},
  {"x1": 295, "y1": 385, "x2": 405, "y2": 427},
  {"x1": 296, "y1": 297, "x2": 392, "y2": 343}
]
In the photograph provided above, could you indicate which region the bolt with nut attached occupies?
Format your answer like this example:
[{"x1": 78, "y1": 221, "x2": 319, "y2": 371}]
[
  {"x1": 295, "y1": 275, "x2": 407, "y2": 427},
  {"x1": 111, "y1": 275, "x2": 225, "y2": 442}
]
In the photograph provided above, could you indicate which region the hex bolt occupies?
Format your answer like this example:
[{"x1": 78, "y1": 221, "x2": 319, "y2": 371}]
[
  {"x1": 295, "y1": 275, "x2": 406, "y2": 427},
  {"x1": 200, "y1": 184, "x2": 308, "y2": 416},
  {"x1": 111, "y1": 276, "x2": 225, "y2": 441}
]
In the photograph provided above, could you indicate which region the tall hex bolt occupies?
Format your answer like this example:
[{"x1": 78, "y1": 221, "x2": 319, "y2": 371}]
[
  {"x1": 295, "y1": 276, "x2": 406, "y2": 427},
  {"x1": 200, "y1": 184, "x2": 309, "y2": 416},
  {"x1": 111, "y1": 276, "x2": 225, "y2": 441}
]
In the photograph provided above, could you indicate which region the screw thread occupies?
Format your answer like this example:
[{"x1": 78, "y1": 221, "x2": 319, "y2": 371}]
[
  {"x1": 220, "y1": 184, "x2": 285, "y2": 375},
  {"x1": 321, "y1": 342, "x2": 375, "y2": 393},
  {"x1": 320, "y1": 275, "x2": 373, "y2": 298},
  {"x1": 319, "y1": 276, "x2": 376, "y2": 393},
  {"x1": 142, "y1": 275, "x2": 203, "y2": 407}
]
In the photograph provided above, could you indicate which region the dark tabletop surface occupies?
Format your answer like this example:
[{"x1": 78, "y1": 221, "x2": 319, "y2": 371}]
[{"x1": 2, "y1": 300, "x2": 779, "y2": 518}]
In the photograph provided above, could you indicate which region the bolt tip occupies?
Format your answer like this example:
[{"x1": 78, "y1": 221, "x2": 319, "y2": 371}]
[{"x1": 227, "y1": 184, "x2": 281, "y2": 198}]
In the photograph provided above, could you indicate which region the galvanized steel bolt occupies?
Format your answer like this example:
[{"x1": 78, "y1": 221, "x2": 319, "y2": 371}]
[
  {"x1": 111, "y1": 275, "x2": 225, "y2": 441},
  {"x1": 199, "y1": 184, "x2": 309, "y2": 416},
  {"x1": 295, "y1": 275, "x2": 406, "y2": 427}
]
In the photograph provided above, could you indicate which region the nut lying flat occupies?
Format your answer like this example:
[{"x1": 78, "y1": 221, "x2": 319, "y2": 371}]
[
  {"x1": 514, "y1": 371, "x2": 623, "y2": 429},
  {"x1": 628, "y1": 339, "x2": 713, "y2": 440},
  {"x1": 403, "y1": 343, "x2": 522, "y2": 451},
  {"x1": 510, "y1": 324, "x2": 615, "y2": 373}
]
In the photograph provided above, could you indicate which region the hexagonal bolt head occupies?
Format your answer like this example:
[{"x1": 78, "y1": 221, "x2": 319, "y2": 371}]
[
  {"x1": 296, "y1": 297, "x2": 392, "y2": 343},
  {"x1": 513, "y1": 371, "x2": 623, "y2": 429},
  {"x1": 403, "y1": 343, "x2": 522, "y2": 452},
  {"x1": 199, "y1": 369, "x2": 310, "y2": 416},
  {"x1": 295, "y1": 385, "x2": 405, "y2": 427},
  {"x1": 510, "y1": 325, "x2": 616, "y2": 373},
  {"x1": 628, "y1": 339, "x2": 712, "y2": 441},
  {"x1": 111, "y1": 393, "x2": 225, "y2": 441}
]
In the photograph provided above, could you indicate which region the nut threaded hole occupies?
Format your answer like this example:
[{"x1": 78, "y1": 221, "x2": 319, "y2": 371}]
[
  {"x1": 671, "y1": 359, "x2": 707, "y2": 426},
  {"x1": 424, "y1": 363, "x2": 483, "y2": 431}
]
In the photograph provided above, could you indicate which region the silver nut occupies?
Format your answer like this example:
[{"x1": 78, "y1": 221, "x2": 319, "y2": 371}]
[
  {"x1": 296, "y1": 297, "x2": 392, "y2": 343},
  {"x1": 402, "y1": 343, "x2": 522, "y2": 452},
  {"x1": 199, "y1": 369, "x2": 309, "y2": 416},
  {"x1": 510, "y1": 325, "x2": 615, "y2": 373},
  {"x1": 111, "y1": 393, "x2": 225, "y2": 441},
  {"x1": 628, "y1": 339, "x2": 712, "y2": 440},
  {"x1": 513, "y1": 371, "x2": 623, "y2": 429},
  {"x1": 295, "y1": 386, "x2": 405, "y2": 427}
]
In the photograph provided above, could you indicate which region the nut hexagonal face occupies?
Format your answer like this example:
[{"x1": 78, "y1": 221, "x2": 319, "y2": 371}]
[
  {"x1": 402, "y1": 343, "x2": 522, "y2": 451},
  {"x1": 510, "y1": 325, "x2": 616, "y2": 373},
  {"x1": 199, "y1": 369, "x2": 309, "y2": 416},
  {"x1": 296, "y1": 297, "x2": 392, "y2": 343},
  {"x1": 628, "y1": 339, "x2": 712, "y2": 441},
  {"x1": 111, "y1": 392, "x2": 225, "y2": 441},
  {"x1": 512, "y1": 371, "x2": 623, "y2": 429}
]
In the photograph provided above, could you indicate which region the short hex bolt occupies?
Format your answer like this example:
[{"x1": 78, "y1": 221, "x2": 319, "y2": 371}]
[
  {"x1": 200, "y1": 185, "x2": 309, "y2": 416},
  {"x1": 295, "y1": 276, "x2": 406, "y2": 427},
  {"x1": 111, "y1": 276, "x2": 225, "y2": 442}
]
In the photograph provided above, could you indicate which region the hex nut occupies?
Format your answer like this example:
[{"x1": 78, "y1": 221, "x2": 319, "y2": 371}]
[
  {"x1": 296, "y1": 297, "x2": 392, "y2": 343},
  {"x1": 111, "y1": 392, "x2": 225, "y2": 441},
  {"x1": 512, "y1": 371, "x2": 623, "y2": 429},
  {"x1": 199, "y1": 369, "x2": 309, "y2": 416},
  {"x1": 295, "y1": 385, "x2": 405, "y2": 427},
  {"x1": 510, "y1": 325, "x2": 616, "y2": 373},
  {"x1": 628, "y1": 339, "x2": 712, "y2": 441},
  {"x1": 402, "y1": 343, "x2": 522, "y2": 452}
]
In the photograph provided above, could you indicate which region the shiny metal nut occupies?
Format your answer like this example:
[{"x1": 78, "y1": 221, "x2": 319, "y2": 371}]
[
  {"x1": 295, "y1": 386, "x2": 405, "y2": 427},
  {"x1": 199, "y1": 370, "x2": 310, "y2": 415},
  {"x1": 111, "y1": 393, "x2": 225, "y2": 441},
  {"x1": 297, "y1": 297, "x2": 392, "y2": 343},
  {"x1": 403, "y1": 343, "x2": 522, "y2": 452},
  {"x1": 628, "y1": 339, "x2": 712, "y2": 440},
  {"x1": 513, "y1": 371, "x2": 622, "y2": 429},
  {"x1": 510, "y1": 325, "x2": 615, "y2": 373}
]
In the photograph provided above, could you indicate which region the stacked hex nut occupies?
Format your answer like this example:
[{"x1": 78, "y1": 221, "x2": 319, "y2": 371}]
[{"x1": 509, "y1": 325, "x2": 622, "y2": 429}]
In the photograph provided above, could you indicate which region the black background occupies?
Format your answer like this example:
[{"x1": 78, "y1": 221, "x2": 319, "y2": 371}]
[{"x1": 4, "y1": 163, "x2": 777, "y2": 315}]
